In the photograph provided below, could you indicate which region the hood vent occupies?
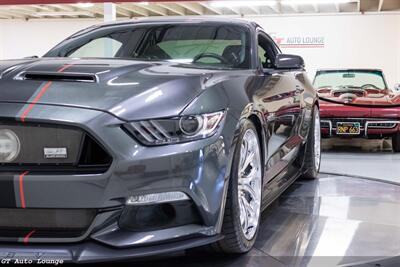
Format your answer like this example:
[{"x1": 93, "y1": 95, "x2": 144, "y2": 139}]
[{"x1": 17, "y1": 71, "x2": 97, "y2": 83}]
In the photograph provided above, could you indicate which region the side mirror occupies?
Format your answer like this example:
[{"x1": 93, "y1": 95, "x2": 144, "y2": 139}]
[
  {"x1": 275, "y1": 54, "x2": 305, "y2": 70},
  {"x1": 394, "y1": 83, "x2": 400, "y2": 92}
]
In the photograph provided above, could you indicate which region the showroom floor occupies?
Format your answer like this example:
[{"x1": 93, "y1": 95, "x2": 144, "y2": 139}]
[
  {"x1": 131, "y1": 173, "x2": 400, "y2": 267},
  {"x1": 118, "y1": 139, "x2": 400, "y2": 267},
  {"x1": 320, "y1": 139, "x2": 400, "y2": 184}
]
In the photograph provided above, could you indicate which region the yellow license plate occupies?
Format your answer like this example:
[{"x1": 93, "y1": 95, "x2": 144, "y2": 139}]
[{"x1": 336, "y1": 122, "x2": 361, "y2": 135}]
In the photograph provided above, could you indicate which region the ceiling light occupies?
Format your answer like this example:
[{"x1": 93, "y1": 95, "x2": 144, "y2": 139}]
[
  {"x1": 138, "y1": 1, "x2": 150, "y2": 5},
  {"x1": 76, "y1": 2, "x2": 94, "y2": 8},
  {"x1": 210, "y1": 1, "x2": 276, "y2": 7},
  {"x1": 281, "y1": 0, "x2": 354, "y2": 4},
  {"x1": 209, "y1": 0, "x2": 355, "y2": 7}
]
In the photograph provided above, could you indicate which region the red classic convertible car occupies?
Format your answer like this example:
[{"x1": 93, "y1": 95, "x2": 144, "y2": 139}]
[{"x1": 314, "y1": 69, "x2": 400, "y2": 152}]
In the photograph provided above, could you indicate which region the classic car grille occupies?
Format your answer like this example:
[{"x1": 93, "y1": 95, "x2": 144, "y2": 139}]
[
  {"x1": 0, "y1": 208, "x2": 96, "y2": 239},
  {"x1": 322, "y1": 118, "x2": 367, "y2": 129},
  {"x1": 0, "y1": 122, "x2": 112, "y2": 173},
  {"x1": 367, "y1": 122, "x2": 398, "y2": 129},
  {"x1": 321, "y1": 118, "x2": 400, "y2": 136},
  {"x1": 321, "y1": 118, "x2": 399, "y2": 132}
]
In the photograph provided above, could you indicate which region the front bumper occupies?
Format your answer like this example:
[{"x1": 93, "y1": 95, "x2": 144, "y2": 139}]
[
  {"x1": 321, "y1": 118, "x2": 400, "y2": 138},
  {"x1": 0, "y1": 234, "x2": 223, "y2": 263},
  {"x1": 0, "y1": 102, "x2": 235, "y2": 260}
]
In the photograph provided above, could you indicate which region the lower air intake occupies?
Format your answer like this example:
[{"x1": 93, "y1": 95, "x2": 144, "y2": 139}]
[{"x1": 0, "y1": 208, "x2": 97, "y2": 239}]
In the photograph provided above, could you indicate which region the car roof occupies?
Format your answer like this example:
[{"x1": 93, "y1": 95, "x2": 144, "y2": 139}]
[
  {"x1": 316, "y1": 68, "x2": 383, "y2": 72},
  {"x1": 93, "y1": 17, "x2": 260, "y2": 29}
]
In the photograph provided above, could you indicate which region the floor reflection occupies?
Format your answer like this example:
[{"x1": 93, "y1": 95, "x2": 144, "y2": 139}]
[
  {"x1": 255, "y1": 174, "x2": 400, "y2": 267},
  {"x1": 321, "y1": 138, "x2": 400, "y2": 183},
  {"x1": 129, "y1": 174, "x2": 400, "y2": 267}
]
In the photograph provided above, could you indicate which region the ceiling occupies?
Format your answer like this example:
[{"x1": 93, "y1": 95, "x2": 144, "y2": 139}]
[{"x1": 0, "y1": 0, "x2": 399, "y2": 20}]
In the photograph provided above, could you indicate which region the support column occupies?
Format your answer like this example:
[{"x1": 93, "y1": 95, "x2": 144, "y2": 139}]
[{"x1": 104, "y1": 2, "x2": 116, "y2": 22}]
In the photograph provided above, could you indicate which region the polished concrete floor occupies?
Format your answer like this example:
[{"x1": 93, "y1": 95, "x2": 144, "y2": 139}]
[
  {"x1": 131, "y1": 174, "x2": 400, "y2": 267},
  {"x1": 320, "y1": 138, "x2": 400, "y2": 184}
]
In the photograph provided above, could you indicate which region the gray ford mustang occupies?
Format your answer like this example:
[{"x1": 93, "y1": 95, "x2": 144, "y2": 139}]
[{"x1": 0, "y1": 18, "x2": 320, "y2": 263}]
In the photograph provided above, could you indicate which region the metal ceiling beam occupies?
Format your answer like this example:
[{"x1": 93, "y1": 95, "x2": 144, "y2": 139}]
[
  {"x1": 71, "y1": 4, "x2": 102, "y2": 16},
  {"x1": 133, "y1": 3, "x2": 168, "y2": 16},
  {"x1": 268, "y1": 2, "x2": 282, "y2": 13},
  {"x1": 246, "y1": 6, "x2": 261, "y2": 15},
  {"x1": 198, "y1": 2, "x2": 223, "y2": 15},
  {"x1": 157, "y1": 3, "x2": 185, "y2": 15},
  {"x1": 33, "y1": 11, "x2": 94, "y2": 17},
  {"x1": 116, "y1": 6, "x2": 132, "y2": 17},
  {"x1": 176, "y1": 2, "x2": 203, "y2": 15},
  {"x1": 0, "y1": 0, "x2": 196, "y2": 5},
  {"x1": 0, "y1": 10, "x2": 26, "y2": 18},
  {"x1": 118, "y1": 3, "x2": 149, "y2": 17}
]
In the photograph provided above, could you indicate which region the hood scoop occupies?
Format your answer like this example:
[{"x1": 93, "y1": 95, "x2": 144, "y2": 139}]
[{"x1": 16, "y1": 71, "x2": 97, "y2": 83}]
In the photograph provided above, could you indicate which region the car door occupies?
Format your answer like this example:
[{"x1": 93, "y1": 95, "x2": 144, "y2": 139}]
[{"x1": 255, "y1": 32, "x2": 303, "y2": 185}]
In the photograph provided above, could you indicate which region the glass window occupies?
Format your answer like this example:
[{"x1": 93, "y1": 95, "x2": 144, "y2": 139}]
[
  {"x1": 257, "y1": 34, "x2": 275, "y2": 69},
  {"x1": 69, "y1": 37, "x2": 123, "y2": 58},
  {"x1": 45, "y1": 23, "x2": 251, "y2": 70},
  {"x1": 314, "y1": 70, "x2": 387, "y2": 90}
]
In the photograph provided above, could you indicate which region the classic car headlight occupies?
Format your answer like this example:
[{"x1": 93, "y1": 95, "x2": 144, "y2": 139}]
[{"x1": 124, "y1": 111, "x2": 225, "y2": 145}]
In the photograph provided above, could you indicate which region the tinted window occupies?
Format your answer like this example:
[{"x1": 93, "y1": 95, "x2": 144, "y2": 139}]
[
  {"x1": 257, "y1": 33, "x2": 276, "y2": 69},
  {"x1": 69, "y1": 37, "x2": 123, "y2": 58},
  {"x1": 46, "y1": 23, "x2": 251, "y2": 70}
]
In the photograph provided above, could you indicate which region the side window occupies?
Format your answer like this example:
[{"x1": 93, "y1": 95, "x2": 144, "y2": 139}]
[
  {"x1": 69, "y1": 37, "x2": 122, "y2": 58},
  {"x1": 257, "y1": 34, "x2": 276, "y2": 69}
]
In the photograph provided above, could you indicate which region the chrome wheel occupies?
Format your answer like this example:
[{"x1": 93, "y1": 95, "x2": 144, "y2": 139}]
[
  {"x1": 314, "y1": 109, "x2": 321, "y2": 171},
  {"x1": 238, "y1": 129, "x2": 262, "y2": 240}
]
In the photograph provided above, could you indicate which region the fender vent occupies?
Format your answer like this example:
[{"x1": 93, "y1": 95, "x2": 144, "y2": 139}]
[{"x1": 18, "y1": 71, "x2": 97, "y2": 83}]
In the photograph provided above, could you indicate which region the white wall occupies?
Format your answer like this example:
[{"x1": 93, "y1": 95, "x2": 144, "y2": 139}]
[
  {"x1": 0, "y1": 14, "x2": 399, "y2": 87},
  {"x1": 246, "y1": 14, "x2": 400, "y2": 88},
  {"x1": 0, "y1": 19, "x2": 101, "y2": 59}
]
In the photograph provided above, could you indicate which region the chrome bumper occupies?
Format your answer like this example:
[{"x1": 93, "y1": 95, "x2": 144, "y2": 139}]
[{"x1": 321, "y1": 119, "x2": 400, "y2": 137}]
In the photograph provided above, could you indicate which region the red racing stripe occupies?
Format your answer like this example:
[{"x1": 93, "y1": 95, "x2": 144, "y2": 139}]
[
  {"x1": 20, "y1": 64, "x2": 74, "y2": 122},
  {"x1": 19, "y1": 171, "x2": 29, "y2": 209},
  {"x1": 20, "y1": 81, "x2": 52, "y2": 123},
  {"x1": 57, "y1": 64, "x2": 74, "y2": 73},
  {"x1": 23, "y1": 230, "x2": 36, "y2": 244}
]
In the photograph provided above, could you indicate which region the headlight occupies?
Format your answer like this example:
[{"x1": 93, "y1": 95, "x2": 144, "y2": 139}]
[
  {"x1": 124, "y1": 111, "x2": 225, "y2": 145},
  {"x1": 0, "y1": 129, "x2": 20, "y2": 162}
]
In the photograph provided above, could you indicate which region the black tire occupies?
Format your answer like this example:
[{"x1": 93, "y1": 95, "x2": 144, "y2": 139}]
[
  {"x1": 213, "y1": 119, "x2": 262, "y2": 254},
  {"x1": 302, "y1": 106, "x2": 321, "y2": 179},
  {"x1": 392, "y1": 134, "x2": 400, "y2": 152}
]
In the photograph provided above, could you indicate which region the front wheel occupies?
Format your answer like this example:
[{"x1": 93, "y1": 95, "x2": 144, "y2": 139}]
[
  {"x1": 215, "y1": 120, "x2": 263, "y2": 253},
  {"x1": 392, "y1": 134, "x2": 400, "y2": 152},
  {"x1": 302, "y1": 106, "x2": 321, "y2": 179}
]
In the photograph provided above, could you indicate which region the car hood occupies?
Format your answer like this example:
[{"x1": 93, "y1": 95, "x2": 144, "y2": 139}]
[{"x1": 0, "y1": 58, "x2": 230, "y2": 121}]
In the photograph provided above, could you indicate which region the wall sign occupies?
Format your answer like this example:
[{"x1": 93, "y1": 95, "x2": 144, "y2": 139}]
[{"x1": 270, "y1": 33, "x2": 325, "y2": 49}]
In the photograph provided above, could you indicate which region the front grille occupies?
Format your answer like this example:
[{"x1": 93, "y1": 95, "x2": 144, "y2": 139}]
[
  {"x1": 0, "y1": 208, "x2": 96, "y2": 239},
  {"x1": 367, "y1": 122, "x2": 397, "y2": 129},
  {"x1": 0, "y1": 122, "x2": 112, "y2": 174},
  {"x1": 320, "y1": 118, "x2": 400, "y2": 136},
  {"x1": 328, "y1": 118, "x2": 368, "y2": 129}
]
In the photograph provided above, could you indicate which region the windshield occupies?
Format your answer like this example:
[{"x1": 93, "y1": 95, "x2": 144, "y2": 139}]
[
  {"x1": 314, "y1": 70, "x2": 387, "y2": 90},
  {"x1": 45, "y1": 23, "x2": 251, "y2": 70}
]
